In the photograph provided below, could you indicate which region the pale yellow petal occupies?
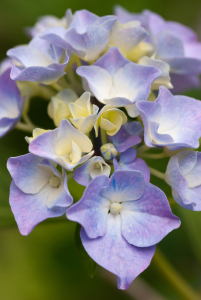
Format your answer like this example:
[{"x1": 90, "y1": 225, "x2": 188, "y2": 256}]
[
  {"x1": 70, "y1": 140, "x2": 82, "y2": 164},
  {"x1": 100, "y1": 117, "x2": 116, "y2": 132}
]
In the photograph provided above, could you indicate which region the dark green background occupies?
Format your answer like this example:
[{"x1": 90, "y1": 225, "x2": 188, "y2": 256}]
[{"x1": 1, "y1": 0, "x2": 201, "y2": 299}]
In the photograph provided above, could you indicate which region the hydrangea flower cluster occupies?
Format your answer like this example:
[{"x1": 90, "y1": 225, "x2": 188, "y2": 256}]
[{"x1": 2, "y1": 6, "x2": 201, "y2": 290}]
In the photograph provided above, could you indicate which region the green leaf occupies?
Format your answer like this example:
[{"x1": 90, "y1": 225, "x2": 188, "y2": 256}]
[{"x1": 75, "y1": 223, "x2": 97, "y2": 278}]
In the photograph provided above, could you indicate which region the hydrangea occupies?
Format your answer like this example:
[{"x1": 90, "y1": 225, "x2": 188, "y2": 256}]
[{"x1": 3, "y1": 6, "x2": 201, "y2": 294}]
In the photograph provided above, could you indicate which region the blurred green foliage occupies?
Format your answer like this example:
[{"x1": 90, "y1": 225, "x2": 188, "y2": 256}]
[{"x1": 1, "y1": 0, "x2": 201, "y2": 299}]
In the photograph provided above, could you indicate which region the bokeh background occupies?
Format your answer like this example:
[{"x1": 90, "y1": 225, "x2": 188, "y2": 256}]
[{"x1": 1, "y1": 0, "x2": 201, "y2": 299}]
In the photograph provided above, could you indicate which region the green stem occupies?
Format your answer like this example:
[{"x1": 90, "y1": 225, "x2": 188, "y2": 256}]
[
  {"x1": 136, "y1": 144, "x2": 149, "y2": 155},
  {"x1": 15, "y1": 121, "x2": 36, "y2": 133},
  {"x1": 140, "y1": 152, "x2": 166, "y2": 159},
  {"x1": 23, "y1": 114, "x2": 35, "y2": 128},
  {"x1": 100, "y1": 128, "x2": 107, "y2": 145},
  {"x1": 153, "y1": 248, "x2": 200, "y2": 300},
  {"x1": 67, "y1": 172, "x2": 74, "y2": 181},
  {"x1": 149, "y1": 167, "x2": 165, "y2": 180}
]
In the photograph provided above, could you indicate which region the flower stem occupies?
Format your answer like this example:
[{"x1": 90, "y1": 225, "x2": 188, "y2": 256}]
[
  {"x1": 15, "y1": 121, "x2": 36, "y2": 133},
  {"x1": 140, "y1": 152, "x2": 166, "y2": 159},
  {"x1": 67, "y1": 172, "x2": 74, "y2": 181},
  {"x1": 136, "y1": 144, "x2": 150, "y2": 155},
  {"x1": 100, "y1": 128, "x2": 107, "y2": 145},
  {"x1": 153, "y1": 248, "x2": 200, "y2": 300},
  {"x1": 148, "y1": 167, "x2": 165, "y2": 180}
]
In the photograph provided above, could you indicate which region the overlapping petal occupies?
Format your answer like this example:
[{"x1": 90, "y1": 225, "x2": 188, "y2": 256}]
[
  {"x1": 8, "y1": 154, "x2": 73, "y2": 235},
  {"x1": 0, "y1": 69, "x2": 25, "y2": 138},
  {"x1": 41, "y1": 9, "x2": 117, "y2": 61},
  {"x1": 74, "y1": 156, "x2": 111, "y2": 186},
  {"x1": 109, "y1": 121, "x2": 142, "y2": 152},
  {"x1": 77, "y1": 47, "x2": 161, "y2": 116},
  {"x1": 113, "y1": 148, "x2": 150, "y2": 182}
]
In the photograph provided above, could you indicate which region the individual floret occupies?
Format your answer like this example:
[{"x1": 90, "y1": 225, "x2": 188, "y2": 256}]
[
  {"x1": 7, "y1": 36, "x2": 69, "y2": 84},
  {"x1": 7, "y1": 154, "x2": 73, "y2": 235},
  {"x1": 74, "y1": 156, "x2": 111, "y2": 186},
  {"x1": 136, "y1": 86, "x2": 201, "y2": 151},
  {"x1": 67, "y1": 170, "x2": 180, "y2": 289},
  {"x1": 94, "y1": 104, "x2": 127, "y2": 137},
  {"x1": 165, "y1": 151, "x2": 201, "y2": 211},
  {"x1": 77, "y1": 47, "x2": 161, "y2": 117},
  {"x1": 29, "y1": 119, "x2": 94, "y2": 170}
]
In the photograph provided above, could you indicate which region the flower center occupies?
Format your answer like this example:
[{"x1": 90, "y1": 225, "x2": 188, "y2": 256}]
[
  {"x1": 110, "y1": 202, "x2": 122, "y2": 215},
  {"x1": 95, "y1": 162, "x2": 101, "y2": 169},
  {"x1": 49, "y1": 176, "x2": 61, "y2": 188}
]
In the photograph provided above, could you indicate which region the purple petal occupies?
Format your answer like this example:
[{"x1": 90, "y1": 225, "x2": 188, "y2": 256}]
[
  {"x1": 7, "y1": 154, "x2": 50, "y2": 194},
  {"x1": 117, "y1": 135, "x2": 141, "y2": 152},
  {"x1": 165, "y1": 57, "x2": 201, "y2": 75},
  {"x1": 121, "y1": 182, "x2": 180, "y2": 247},
  {"x1": 165, "y1": 21, "x2": 197, "y2": 43},
  {"x1": 119, "y1": 148, "x2": 137, "y2": 164},
  {"x1": 0, "y1": 69, "x2": 24, "y2": 137},
  {"x1": 170, "y1": 73, "x2": 200, "y2": 94},
  {"x1": 94, "y1": 47, "x2": 130, "y2": 76},
  {"x1": 101, "y1": 170, "x2": 145, "y2": 202},
  {"x1": 157, "y1": 31, "x2": 184, "y2": 59},
  {"x1": 165, "y1": 155, "x2": 189, "y2": 201},
  {"x1": 81, "y1": 214, "x2": 156, "y2": 289},
  {"x1": 67, "y1": 176, "x2": 110, "y2": 238},
  {"x1": 9, "y1": 181, "x2": 68, "y2": 235},
  {"x1": 114, "y1": 154, "x2": 150, "y2": 183}
]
